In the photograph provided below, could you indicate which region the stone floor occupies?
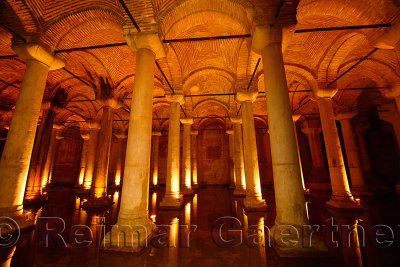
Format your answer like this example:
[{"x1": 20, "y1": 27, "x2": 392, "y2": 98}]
[{"x1": 4, "y1": 185, "x2": 400, "y2": 267}]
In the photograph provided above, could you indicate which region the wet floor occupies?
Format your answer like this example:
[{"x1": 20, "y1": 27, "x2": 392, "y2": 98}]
[{"x1": 3, "y1": 186, "x2": 400, "y2": 267}]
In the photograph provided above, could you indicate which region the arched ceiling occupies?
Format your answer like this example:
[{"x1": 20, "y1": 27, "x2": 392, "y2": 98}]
[{"x1": 0, "y1": 0, "x2": 399, "y2": 134}]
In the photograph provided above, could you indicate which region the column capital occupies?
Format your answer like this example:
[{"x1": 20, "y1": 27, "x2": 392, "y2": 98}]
[
  {"x1": 81, "y1": 132, "x2": 90, "y2": 140},
  {"x1": 311, "y1": 85, "x2": 338, "y2": 101},
  {"x1": 97, "y1": 98, "x2": 120, "y2": 109},
  {"x1": 123, "y1": 27, "x2": 166, "y2": 59},
  {"x1": 52, "y1": 123, "x2": 63, "y2": 130},
  {"x1": 230, "y1": 116, "x2": 242, "y2": 124},
  {"x1": 251, "y1": 24, "x2": 282, "y2": 55},
  {"x1": 336, "y1": 110, "x2": 357, "y2": 121},
  {"x1": 152, "y1": 131, "x2": 162, "y2": 136},
  {"x1": 235, "y1": 90, "x2": 258, "y2": 103},
  {"x1": 226, "y1": 129, "x2": 234, "y2": 135},
  {"x1": 292, "y1": 114, "x2": 301, "y2": 122},
  {"x1": 12, "y1": 41, "x2": 65, "y2": 70},
  {"x1": 165, "y1": 92, "x2": 185, "y2": 105},
  {"x1": 180, "y1": 118, "x2": 193, "y2": 125},
  {"x1": 380, "y1": 84, "x2": 400, "y2": 99},
  {"x1": 56, "y1": 132, "x2": 64, "y2": 140},
  {"x1": 114, "y1": 131, "x2": 128, "y2": 139},
  {"x1": 190, "y1": 130, "x2": 199, "y2": 136},
  {"x1": 88, "y1": 120, "x2": 101, "y2": 130},
  {"x1": 371, "y1": 22, "x2": 400, "y2": 49}
]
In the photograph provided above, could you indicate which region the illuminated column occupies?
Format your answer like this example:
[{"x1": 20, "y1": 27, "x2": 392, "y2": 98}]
[
  {"x1": 0, "y1": 41, "x2": 64, "y2": 225},
  {"x1": 313, "y1": 88, "x2": 360, "y2": 210},
  {"x1": 150, "y1": 131, "x2": 161, "y2": 187},
  {"x1": 48, "y1": 132, "x2": 64, "y2": 184},
  {"x1": 191, "y1": 130, "x2": 199, "y2": 189},
  {"x1": 113, "y1": 132, "x2": 127, "y2": 187},
  {"x1": 105, "y1": 29, "x2": 165, "y2": 250},
  {"x1": 226, "y1": 130, "x2": 236, "y2": 189},
  {"x1": 292, "y1": 115, "x2": 307, "y2": 191},
  {"x1": 253, "y1": 24, "x2": 327, "y2": 256},
  {"x1": 74, "y1": 133, "x2": 90, "y2": 187},
  {"x1": 160, "y1": 92, "x2": 184, "y2": 209},
  {"x1": 236, "y1": 90, "x2": 267, "y2": 211},
  {"x1": 337, "y1": 112, "x2": 371, "y2": 196},
  {"x1": 231, "y1": 117, "x2": 246, "y2": 197},
  {"x1": 41, "y1": 124, "x2": 62, "y2": 188},
  {"x1": 89, "y1": 105, "x2": 114, "y2": 201},
  {"x1": 83, "y1": 124, "x2": 100, "y2": 190},
  {"x1": 25, "y1": 103, "x2": 50, "y2": 198},
  {"x1": 181, "y1": 118, "x2": 194, "y2": 196}
]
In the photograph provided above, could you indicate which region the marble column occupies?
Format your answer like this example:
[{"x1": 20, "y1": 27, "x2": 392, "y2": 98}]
[
  {"x1": 104, "y1": 29, "x2": 165, "y2": 251},
  {"x1": 292, "y1": 114, "x2": 307, "y2": 192},
  {"x1": 82, "y1": 124, "x2": 100, "y2": 190},
  {"x1": 226, "y1": 130, "x2": 236, "y2": 189},
  {"x1": 89, "y1": 105, "x2": 114, "y2": 201},
  {"x1": 191, "y1": 130, "x2": 199, "y2": 189},
  {"x1": 252, "y1": 24, "x2": 327, "y2": 257},
  {"x1": 181, "y1": 118, "x2": 194, "y2": 196},
  {"x1": 74, "y1": 132, "x2": 90, "y2": 187},
  {"x1": 337, "y1": 111, "x2": 371, "y2": 196},
  {"x1": 0, "y1": 41, "x2": 64, "y2": 228},
  {"x1": 230, "y1": 117, "x2": 246, "y2": 197},
  {"x1": 150, "y1": 131, "x2": 161, "y2": 187},
  {"x1": 236, "y1": 90, "x2": 267, "y2": 211},
  {"x1": 113, "y1": 132, "x2": 127, "y2": 187},
  {"x1": 160, "y1": 92, "x2": 185, "y2": 209},
  {"x1": 313, "y1": 89, "x2": 360, "y2": 210},
  {"x1": 41, "y1": 124, "x2": 62, "y2": 187}
]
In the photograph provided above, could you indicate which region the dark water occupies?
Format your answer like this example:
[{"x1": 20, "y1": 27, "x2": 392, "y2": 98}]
[{"x1": 3, "y1": 186, "x2": 400, "y2": 267}]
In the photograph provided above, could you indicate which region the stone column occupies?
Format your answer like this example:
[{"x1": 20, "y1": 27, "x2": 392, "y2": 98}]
[
  {"x1": 48, "y1": 132, "x2": 64, "y2": 185},
  {"x1": 292, "y1": 114, "x2": 307, "y2": 192},
  {"x1": 150, "y1": 131, "x2": 161, "y2": 187},
  {"x1": 313, "y1": 88, "x2": 360, "y2": 210},
  {"x1": 0, "y1": 41, "x2": 64, "y2": 227},
  {"x1": 191, "y1": 130, "x2": 199, "y2": 189},
  {"x1": 181, "y1": 118, "x2": 194, "y2": 196},
  {"x1": 160, "y1": 92, "x2": 185, "y2": 209},
  {"x1": 74, "y1": 132, "x2": 90, "y2": 187},
  {"x1": 302, "y1": 126, "x2": 325, "y2": 168},
  {"x1": 104, "y1": 29, "x2": 165, "y2": 251},
  {"x1": 236, "y1": 90, "x2": 267, "y2": 211},
  {"x1": 337, "y1": 112, "x2": 371, "y2": 196},
  {"x1": 82, "y1": 125, "x2": 100, "y2": 190},
  {"x1": 226, "y1": 130, "x2": 236, "y2": 189},
  {"x1": 41, "y1": 125, "x2": 61, "y2": 188},
  {"x1": 231, "y1": 117, "x2": 246, "y2": 197},
  {"x1": 113, "y1": 132, "x2": 127, "y2": 187},
  {"x1": 252, "y1": 24, "x2": 327, "y2": 257}
]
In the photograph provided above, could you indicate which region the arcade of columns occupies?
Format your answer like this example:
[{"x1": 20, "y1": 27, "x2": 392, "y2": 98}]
[{"x1": 1, "y1": 0, "x2": 400, "y2": 258}]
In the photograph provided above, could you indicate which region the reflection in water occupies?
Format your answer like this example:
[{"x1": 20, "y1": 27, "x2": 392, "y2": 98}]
[{"x1": 168, "y1": 218, "x2": 179, "y2": 266}]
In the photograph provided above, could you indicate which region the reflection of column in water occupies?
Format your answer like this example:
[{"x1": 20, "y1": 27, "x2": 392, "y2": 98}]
[
  {"x1": 150, "y1": 192, "x2": 157, "y2": 223},
  {"x1": 167, "y1": 218, "x2": 179, "y2": 267},
  {"x1": 245, "y1": 214, "x2": 267, "y2": 266},
  {"x1": 193, "y1": 194, "x2": 197, "y2": 221},
  {"x1": 184, "y1": 202, "x2": 191, "y2": 226},
  {"x1": 111, "y1": 191, "x2": 120, "y2": 222},
  {"x1": 0, "y1": 247, "x2": 16, "y2": 267}
]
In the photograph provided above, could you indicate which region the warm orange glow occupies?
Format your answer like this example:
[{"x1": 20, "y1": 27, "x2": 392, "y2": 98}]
[
  {"x1": 192, "y1": 165, "x2": 198, "y2": 186},
  {"x1": 305, "y1": 201, "x2": 310, "y2": 220},
  {"x1": 152, "y1": 172, "x2": 158, "y2": 186},
  {"x1": 115, "y1": 172, "x2": 121, "y2": 186},
  {"x1": 169, "y1": 218, "x2": 179, "y2": 248},
  {"x1": 78, "y1": 168, "x2": 85, "y2": 185},
  {"x1": 113, "y1": 191, "x2": 119, "y2": 203},
  {"x1": 171, "y1": 171, "x2": 180, "y2": 198},
  {"x1": 150, "y1": 214, "x2": 156, "y2": 222},
  {"x1": 184, "y1": 202, "x2": 191, "y2": 225},
  {"x1": 75, "y1": 197, "x2": 80, "y2": 209},
  {"x1": 151, "y1": 192, "x2": 157, "y2": 215}
]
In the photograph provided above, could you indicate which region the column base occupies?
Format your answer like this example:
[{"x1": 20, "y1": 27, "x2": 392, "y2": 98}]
[
  {"x1": 81, "y1": 196, "x2": 113, "y2": 209},
  {"x1": 192, "y1": 184, "x2": 199, "y2": 189},
  {"x1": 229, "y1": 183, "x2": 236, "y2": 189},
  {"x1": 271, "y1": 224, "x2": 330, "y2": 258},
  {"x1": 74, "y1": 188, "x2": 91, "y2": 195},
  {"x1": 351, "y1": 187, "x2": 373, "y2": 196},
  {"x1": 233, "y1": 188, "x2": 246, "y2": 197},
  {"x1": 103, "y1": 217, "x2": 156, "y2": 252},
  {"x1": 149, "y1": 184, "x2": 159, "y2": 189},
  {"x1": 23, "y1": 194, "x2": 48, "y2": 206},
  {"x1": 181, "y1": 187, "x2": 194, "y2": 196},
  {"x1": 159, "y1": 195, "x2": 184, "y2": 210},
  {"x1": 0, "y1": 210, "x2": 35, "y2": 236},
  {"x1": 243, "y1": 197, "x2": 267, "y2": 212},
  {"x1": 326, "y1": 195, "x2": 363, "y2": 211}
]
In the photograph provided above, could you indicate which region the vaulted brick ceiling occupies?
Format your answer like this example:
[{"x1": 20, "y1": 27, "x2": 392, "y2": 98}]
[{"x1": 0, "y1": 0, "x2": 399, "y2": 133}]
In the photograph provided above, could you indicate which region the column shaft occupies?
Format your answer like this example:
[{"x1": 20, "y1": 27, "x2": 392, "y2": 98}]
[
  {"x1": 227, "y1": 132, "x2": 236, "y2": 188},
  {"x1": 0, "y1": 59, "x2": 50, "y2": 213},
  {"x1": 114, "y1": 137, "x2": 124, "y2": 186},
  {"x1": 317, "y1": 98, "x2": 359, "y2": 209},
  {"x1": 181, "y1": 123, "x2": 193, "y2": 195},
  {"x1": 241, "y1": 101, "x2": 266, "y2": 210},
  {"x1": 151, "y1": 134, "x2": 160, "y2": 187},
  {"x1": 83, "y1": 128, "x2": 99, "y2": 189},
  {"x1": 232, "y1": 122, "x2": 246, "y2": 196},
  {"x1": 191, "y1": 132, "x2": 199, "y2": 189},
  {"x1": 41, "y1": 127, "x2": 59, "y2": 188}
]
